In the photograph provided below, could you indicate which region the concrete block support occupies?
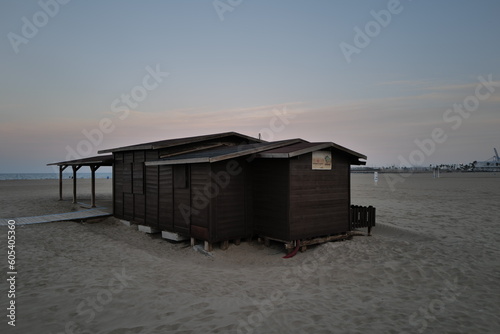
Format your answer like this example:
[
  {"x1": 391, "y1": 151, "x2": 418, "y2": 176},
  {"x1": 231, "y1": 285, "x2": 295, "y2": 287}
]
[
  {"x1": 161, "y1": 231, "x2": 189, "y2": 241},
  {"x1": 138, "y1": 225, "x2": 160, "y2": 234}
]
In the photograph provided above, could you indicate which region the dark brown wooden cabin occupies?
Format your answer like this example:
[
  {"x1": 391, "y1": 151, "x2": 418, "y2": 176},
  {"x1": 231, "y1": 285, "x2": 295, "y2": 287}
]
[
  {"x1": 252, "y1": 142, "x2": 366, "y2": 242},
  {"x1": 143, "y1": 139, "x2": 302, "y2": 244},
  {"x1": 97, "y1": 132, "x2": 366, "y2": 249},
  {"x1": 98, "y1": 132, "x2": 263, "y2": 237}
]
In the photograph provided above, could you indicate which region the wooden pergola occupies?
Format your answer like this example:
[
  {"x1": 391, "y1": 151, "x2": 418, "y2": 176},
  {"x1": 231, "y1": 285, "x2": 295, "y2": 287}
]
[{"x1": 47, "y1": 155, "x2": 113, "y2": 207}]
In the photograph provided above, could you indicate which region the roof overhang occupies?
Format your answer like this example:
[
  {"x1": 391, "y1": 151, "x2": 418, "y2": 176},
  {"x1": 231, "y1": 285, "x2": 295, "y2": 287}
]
[
  {"x1": 47, "y1": 155, "x2": 114, "y2": 167},
  {"x1": 257, "y1": 143, "x2": 333, "y2": 158},
  {"x1": 256, "y1": 142, "x2": 367, "y2": 165}
]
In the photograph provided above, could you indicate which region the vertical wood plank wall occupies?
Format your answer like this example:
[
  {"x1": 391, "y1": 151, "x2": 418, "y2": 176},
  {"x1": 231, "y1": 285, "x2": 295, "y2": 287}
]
[
  {"x1": 113, "y1": 152, "x2": 124, "y2": 219},
  {"x1": 212, "y1": 159, "x2": 249, "y2": 242},
  {"x1": 190, "y1": 163, "x2": 210, "y2": 240},
  {"x1": 288, "y1": 152, "x2": 350, "y2": 239},
  {"x1": 123, "y1": 152, "x2": 134, "y2": 220},
  {"x1": 113, "y1": 153, "x2": 123, "y2": 219},
  {"x1": 113, "y1": 150, "x2": 148, "y2": 225},
  {"x1": 132, "y1": 151, "x2": 145, "y2": 224},
  {"x1": 145, "y1": 151, "x2": 159, "y2": 229},
  {"x1": 158, "y1": 165, "x2": 173, "y2": 231},
  {"x1": 252, "y1": 159, "x2": 290, "y2": 240},
  {"x1": 173, "y1": 165, "x2": 190, "y2": 236}
]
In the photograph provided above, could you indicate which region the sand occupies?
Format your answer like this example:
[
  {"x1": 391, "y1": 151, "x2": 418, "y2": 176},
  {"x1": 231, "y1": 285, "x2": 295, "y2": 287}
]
[
  {"x1": 1, "y1": 173, "x2": 499, "y2": 333},
  {"x1": 0, "y1": 178, "x2": 113, "y2": 218}
]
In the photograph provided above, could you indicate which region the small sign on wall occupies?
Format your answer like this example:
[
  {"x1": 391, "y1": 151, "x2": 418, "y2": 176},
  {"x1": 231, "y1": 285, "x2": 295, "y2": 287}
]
[{"x1": 312, "y1": 151, "x2": 332, "y2": 170}]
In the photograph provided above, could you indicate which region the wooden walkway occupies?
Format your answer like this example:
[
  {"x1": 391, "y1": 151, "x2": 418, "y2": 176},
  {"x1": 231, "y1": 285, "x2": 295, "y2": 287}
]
[{"x1": 0, "y1": 208, "x2": 112, "y2": 226}]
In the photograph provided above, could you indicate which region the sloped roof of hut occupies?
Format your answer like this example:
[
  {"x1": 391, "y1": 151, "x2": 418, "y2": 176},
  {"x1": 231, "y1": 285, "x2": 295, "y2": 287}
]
[
  {"x1": 256, "y1": 142, "x2": 367, "y2": 165},
  {"x1": 145, "y1": 139, "x2": 305, "y2": 166},
  {"x1": 98, "y1": 132, "x2": 261, "y2": 154}
]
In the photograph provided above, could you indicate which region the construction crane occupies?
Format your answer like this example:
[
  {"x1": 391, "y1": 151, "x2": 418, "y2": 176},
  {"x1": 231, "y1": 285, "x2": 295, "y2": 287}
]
[{"x1": 473, "y1": 148, "x2": 500, "y2": 170}]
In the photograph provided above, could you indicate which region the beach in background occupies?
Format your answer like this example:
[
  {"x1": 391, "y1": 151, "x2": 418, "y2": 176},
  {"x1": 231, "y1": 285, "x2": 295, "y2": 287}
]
[
  {"x1": 0, "y1": 173, "x2": 113, "y2": 181},
  {"x1": 0, "y1": 178, "x2": 113, "y2": 218},
  {"x1": 1, "y1": 173, "x2": 499, "y2": 333}
]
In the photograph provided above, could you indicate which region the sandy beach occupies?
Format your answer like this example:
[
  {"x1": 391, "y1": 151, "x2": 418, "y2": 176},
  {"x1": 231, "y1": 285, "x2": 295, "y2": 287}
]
[{"x1": 1, "y1": 173, "x2": 499, "y2": 333}]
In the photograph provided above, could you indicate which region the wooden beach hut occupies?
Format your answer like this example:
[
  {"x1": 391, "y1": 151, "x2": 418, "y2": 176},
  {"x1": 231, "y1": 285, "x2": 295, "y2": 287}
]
[
  {"x1": 142, "y1": 139, "x2": 304, "y2": 249},
  {"x1": 92, "y1": 132, "x2": 368, "y2": 251},
  {"x1": 252, "y1": 142, "x2": 367, "y2": 250},
  {"x1": 99, "y1": 132, "x2": 268, "y2": 242}
]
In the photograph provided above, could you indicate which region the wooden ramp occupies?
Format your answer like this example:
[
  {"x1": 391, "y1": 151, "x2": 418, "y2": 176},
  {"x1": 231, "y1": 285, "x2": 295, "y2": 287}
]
[{"x1": 0, "y1": 208, "x2": 111, "y2": 226}]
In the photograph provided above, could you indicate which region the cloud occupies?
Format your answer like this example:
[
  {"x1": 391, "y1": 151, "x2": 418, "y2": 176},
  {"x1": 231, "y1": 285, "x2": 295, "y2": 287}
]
[
  {"x1": 376, "y1": 79, "x2": 436, "y2": 88},
  {"x1": 283, "y1": 79, "x2": 500, "y2": 166},
  {"x1": 114, "y1": 102, "x2": 305, "y2": 132},
  {"x1": 377, "y1": 77, "x2": 500, "y2": 94},
  {"x1": 2, "y1": 73, "x2": 498, "y2": 172}
]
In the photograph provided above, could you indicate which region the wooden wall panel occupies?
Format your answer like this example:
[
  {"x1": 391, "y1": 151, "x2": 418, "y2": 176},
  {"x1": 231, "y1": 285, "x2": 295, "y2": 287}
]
[
  {"x1": 122, "y1": 150, "x2": 147, "y2": 224},
  {"x1": 122, "y1": 162, "x2": 132, "y2": 194},
  {"x1": 133, "y1": 162, "x2": 144, "y2": 194},
  {"x1": 145, "y1": 150, "x2": 159, "y2": 161},
  {"x1": 158, "y1": 165, "x2": 173, "y2": 231},
  {"x1": 124, "y1": 152, "x2": 134, "y2": 163},
  {"x1": 252, "y1": 159, "x2": 290, "y2": 240},
  {"x1": 134, "y1": 194, "x2": 145, "y2": 224},
  {"x1": 123, "y1": 193, "x2": 134, "y2": 220},
  {"x1": 289, "y1": 152, "x2": 350, "y2": 239},
  {"x1": 190, "y1": 164, "x2": 210, "y2": 231},
  {"x1": 212, "y1": 159, "x2": 248, "y2": 241},
  {"x1": 173, "y1": 164, "x2": 190, "y2": 235},
  {"x1": 173, "y1": 189, "x2": 190, "y2": 235},
  {"x1": 113, "y1": 153, "x2": 124, "y2": 219},
  {"x1": 134, "y1": 150, "x2": 145, "y2": 162},
  {"x1": 145, "y1": 165, "x2": 159, "y2": 228}
]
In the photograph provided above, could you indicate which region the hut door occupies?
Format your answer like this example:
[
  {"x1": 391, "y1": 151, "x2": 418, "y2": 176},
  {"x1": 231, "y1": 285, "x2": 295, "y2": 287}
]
[{"x1": 173, "y1": 164, "x2": 190, "y2": 235}]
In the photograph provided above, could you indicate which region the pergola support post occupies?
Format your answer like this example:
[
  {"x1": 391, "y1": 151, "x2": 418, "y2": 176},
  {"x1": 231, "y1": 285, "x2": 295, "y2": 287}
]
[
  {"x1": 72, "y1": 165, "x2": 82, "y2": 204},
  {"x1": 47, "y1": 154, "x2": 112, "y2": 208},
  {"x1": 59, "y1": 165, "x2": 68, "y2": 201},
  {"x1": 90, "y1": 165, "x2": 100, "y2": 208}
]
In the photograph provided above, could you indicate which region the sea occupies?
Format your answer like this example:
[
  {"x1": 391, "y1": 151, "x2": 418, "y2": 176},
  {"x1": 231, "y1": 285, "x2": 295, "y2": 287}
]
[{"x1": 0, "y1": 173, "x2": 113, "y2": 180}]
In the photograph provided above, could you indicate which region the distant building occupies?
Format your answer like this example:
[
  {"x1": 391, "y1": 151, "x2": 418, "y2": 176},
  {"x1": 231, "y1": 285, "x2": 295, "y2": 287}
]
[{"x1": 474, "y1": 148, "x2": 500, "y2": 171}]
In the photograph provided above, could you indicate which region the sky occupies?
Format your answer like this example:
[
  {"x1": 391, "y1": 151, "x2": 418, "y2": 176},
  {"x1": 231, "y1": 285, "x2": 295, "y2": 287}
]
[{"x1": 1, "y1": 0, "x2": 499, "y2": 173}]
